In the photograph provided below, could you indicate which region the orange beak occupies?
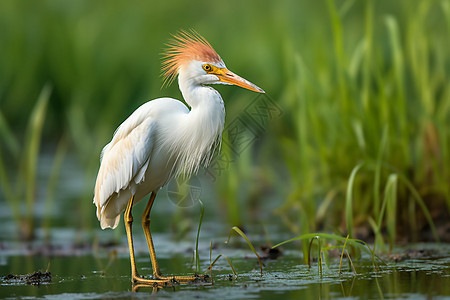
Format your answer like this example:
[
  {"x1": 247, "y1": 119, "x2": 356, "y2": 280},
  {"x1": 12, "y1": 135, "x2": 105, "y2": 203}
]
[{"x1": 213, "y1": 68, "x2": 265, "y2": 93}]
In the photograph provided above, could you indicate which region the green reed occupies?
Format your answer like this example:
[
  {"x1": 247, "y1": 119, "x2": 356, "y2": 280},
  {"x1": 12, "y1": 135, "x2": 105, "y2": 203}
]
[{"x1": 0, "y1": 84, "x2": 61, "y2": 240}]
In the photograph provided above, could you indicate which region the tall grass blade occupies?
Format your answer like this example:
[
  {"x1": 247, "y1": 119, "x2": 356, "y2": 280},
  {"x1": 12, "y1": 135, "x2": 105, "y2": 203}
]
[
  {"x1": 226, "y1": 226, "x2": 263, "y2": 276},
  {"x1": 207, "y1": 254, "x2": 237, "y2": 277},
  {"x1": 193, "y1": 199, "x2": 204, "y2": 275},
  {"x1": 345, "y1": 250, "x2": 356, "y2": 275},
  {"x1": 398, "y1": 174, "x2": 439, "y2": 242},
  {"x1": 374, "y1": 126, "x2": 389, "y2": 220},
  {"x1": 307, "y1": 236, "x2": 317, "y2": 268},
  {"x1": 368, "y1": 216, "x2": 384, "y2": 253},
  {"x1": 346, "y1": 163, "x2": 364, "y2": 237},
  {"x1": 362, "y1": 0, "x2": 373, "y2": 110},
  {"x1": 385, "y1": 16, "x2": 408, "y2": 163},
  {"x1": 0, "y1": 111, "x2": 19, "y2": 158},
  {"x1": 21, "y1": 83, "x2": 52, "y2": 239},
  {"x1": 307, "y1": 236, "x2": 323, "y2": 276},
  {"x1": 373, "y1": 173, "x2": 398, "y2": 251},
  {"x1": 339, "y1": 235, "x2": 350, "y2": 276},
  {"x1": 326, "y1": 0, "x2": 347, "y2": 106},
  {"x1": 385, "y1": 174, "x2": 398, "y2": 251}
]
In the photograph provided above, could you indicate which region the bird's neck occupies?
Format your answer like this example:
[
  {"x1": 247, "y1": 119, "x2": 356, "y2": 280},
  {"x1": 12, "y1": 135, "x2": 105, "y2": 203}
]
[
  {"x1": 179, "y1": 78, "x2": 225, "y2": 136},
  {"x1": 180, "y1": 80, "x2": 225, "y2": 135},
  {"x1": 179, "y1": 74, "x2": 220, "y2": 105},
  {"x1": 170, "y1": 79, "x2": 225, "y2": 177}
]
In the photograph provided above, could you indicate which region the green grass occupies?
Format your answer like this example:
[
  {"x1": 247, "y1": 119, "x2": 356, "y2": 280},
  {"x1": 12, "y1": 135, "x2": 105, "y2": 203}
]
[
  {"x1": 272, "y1": 232, "x2": 384, "y2": 271},
  {"x1": 226, "y1": 226, "x2": 263, "y2": 276},
  {"x1": 0, "y1": 84, "x2": 58, "y2": 240},
  {"x1": 0, "y1": 0, "x2": 449, "y2": 248},
  {"x1": 269, "y1": 0, "x2": 450, "y2": 244}
]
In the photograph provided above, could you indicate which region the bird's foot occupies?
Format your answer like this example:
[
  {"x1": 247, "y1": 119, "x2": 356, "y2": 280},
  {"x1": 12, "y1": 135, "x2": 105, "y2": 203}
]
[
  {"x1": 132, "y1": 274, "x2": 173, "y2": 288},
  {"x1": 132, "y1": 273, "x2": 210, "y2": 287},
  {"x1": 154, "y1": 273, "x2": 210, "y2": 284}
]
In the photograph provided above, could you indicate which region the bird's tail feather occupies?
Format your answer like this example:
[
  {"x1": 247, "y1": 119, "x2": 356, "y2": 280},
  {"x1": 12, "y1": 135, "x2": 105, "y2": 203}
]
[
  {"x1": 98, "y1": 189, "x2": 132, "y2": 229},
  {"x1": 100, "y1": 215, "x2": 120, "y2": 229}
]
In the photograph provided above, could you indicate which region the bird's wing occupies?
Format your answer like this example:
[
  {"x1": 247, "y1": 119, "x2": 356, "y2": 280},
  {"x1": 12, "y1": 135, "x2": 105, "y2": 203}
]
[{"x1": 94, "y1": 102, "x2": 156, "y2": 220}]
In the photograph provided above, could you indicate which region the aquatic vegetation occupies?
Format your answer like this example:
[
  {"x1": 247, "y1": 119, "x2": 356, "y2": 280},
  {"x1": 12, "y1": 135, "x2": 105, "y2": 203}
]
[
  {"x1": 0, "y1": 0, "x2": 448, "y2": 248},
  {"x1": 272, "y1": 232, "x2": 383, "y2": 274},
  {"x1": 225, "y1": 226, "x2": 263, "y2": 276},
  {"x1": 0, "y1": 85, "x2": 66, "y2": 240},
  {"x1": 270, "y1": 0, "x2": 450, "y2": 247}
]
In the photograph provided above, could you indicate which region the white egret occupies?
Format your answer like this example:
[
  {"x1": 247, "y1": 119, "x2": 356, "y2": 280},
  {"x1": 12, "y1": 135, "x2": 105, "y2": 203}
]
[{"x1": 93, "y1": 29, "x2": 265, "y2": 285}]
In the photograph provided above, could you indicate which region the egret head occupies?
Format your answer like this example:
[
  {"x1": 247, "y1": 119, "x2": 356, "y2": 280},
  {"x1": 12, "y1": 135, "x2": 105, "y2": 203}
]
[{"x1": 162, "y1": 30, "x2": 265, "y2": 93}]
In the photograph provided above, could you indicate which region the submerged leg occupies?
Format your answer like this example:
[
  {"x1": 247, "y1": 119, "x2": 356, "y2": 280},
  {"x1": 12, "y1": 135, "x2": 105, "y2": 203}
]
[
  {"x1": 124, "y1": 194, "x2": 170, "y2": 286},
  {"x1": 141, "y1": 192, "x2": 207, "y2": 283}
]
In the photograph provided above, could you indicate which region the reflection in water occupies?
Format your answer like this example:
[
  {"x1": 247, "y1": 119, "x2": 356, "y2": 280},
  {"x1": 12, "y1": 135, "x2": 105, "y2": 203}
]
[{"x1": 132, "y1": 283, "x2": 163, "y2": 293}]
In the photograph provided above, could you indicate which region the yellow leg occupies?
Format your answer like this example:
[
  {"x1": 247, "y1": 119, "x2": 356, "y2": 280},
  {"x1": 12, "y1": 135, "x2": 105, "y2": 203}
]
[
  {"x1": 141, "y1": 192, "x2": 161, "y2": 277},
  {"x1": 124, "y1": 195, "x2": 172, "y2": 286},
  {"x1": 141, "y1": 192, "x2": 209, "y2": 283}
]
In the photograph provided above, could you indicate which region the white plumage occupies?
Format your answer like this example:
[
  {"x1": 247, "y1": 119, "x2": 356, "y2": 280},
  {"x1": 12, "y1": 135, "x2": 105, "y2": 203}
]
[{"x1": 94, "y1": 91, "x2": 225, "y2": 229}]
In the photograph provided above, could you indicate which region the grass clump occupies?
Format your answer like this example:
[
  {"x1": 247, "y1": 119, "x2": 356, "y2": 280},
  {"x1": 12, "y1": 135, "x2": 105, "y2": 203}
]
[
  {"x1": 0, "y1": 84, "x2": 66, "y2": 240},
  {"x1": 272, "y1": 233, "x2": 383, "y2": 275},
  {"x1": 271, "y1": 0, "x2": 450, "y2": 247}
]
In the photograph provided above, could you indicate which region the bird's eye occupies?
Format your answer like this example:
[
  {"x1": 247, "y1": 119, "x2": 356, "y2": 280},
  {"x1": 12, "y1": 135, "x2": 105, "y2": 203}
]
[{"x1": 203, "y1": 64, "x2": 212, "y2": 72}]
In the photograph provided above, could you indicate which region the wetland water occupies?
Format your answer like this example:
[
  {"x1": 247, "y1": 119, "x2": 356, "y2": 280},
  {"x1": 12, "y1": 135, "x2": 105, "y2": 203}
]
[
  {"x1": 0, "y1": 159, "x2": 449, "y2": 298},
  {"x1": 1, "y1": 227, "x2": 449, "y2": 299}
]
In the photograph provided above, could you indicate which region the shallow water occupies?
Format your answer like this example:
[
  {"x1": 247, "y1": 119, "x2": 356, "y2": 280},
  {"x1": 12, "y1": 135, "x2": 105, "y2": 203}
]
[
  {"x1": 1, "y1": 157, "x2": 449, "y2": 299},
  {"x1": 1, "y1": 227, "x2": 449, "y2": 299}
]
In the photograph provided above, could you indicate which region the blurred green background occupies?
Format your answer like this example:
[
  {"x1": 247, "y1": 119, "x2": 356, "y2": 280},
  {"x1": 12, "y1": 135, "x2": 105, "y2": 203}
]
[{"x1": 0, "y1": 0, "x2": 449, "y2": 249}]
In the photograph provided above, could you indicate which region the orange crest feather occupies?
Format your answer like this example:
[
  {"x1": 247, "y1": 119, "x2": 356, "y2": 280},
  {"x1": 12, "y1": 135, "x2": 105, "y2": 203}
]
[{"x1": 161, "y1": 29, "x2": 222, "y2": 87}]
